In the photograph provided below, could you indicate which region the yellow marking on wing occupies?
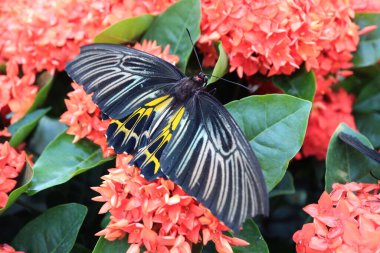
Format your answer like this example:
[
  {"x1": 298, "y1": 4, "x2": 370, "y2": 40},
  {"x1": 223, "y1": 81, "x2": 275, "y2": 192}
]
[
  {"x1": 145, "y1": 95, "x2": 170, "y2": 106},
  {"x1": 139, "y1": 106, "x2": 186, "y2": 174},
  {"x1": 171, "y1": 107, "x2": 185, "y2": 130}
]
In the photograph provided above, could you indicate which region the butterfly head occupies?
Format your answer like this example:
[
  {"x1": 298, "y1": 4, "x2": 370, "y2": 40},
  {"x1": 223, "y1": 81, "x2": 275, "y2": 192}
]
[{"x1": 193, "y1": 72, "x2": 208, "y2": 87}]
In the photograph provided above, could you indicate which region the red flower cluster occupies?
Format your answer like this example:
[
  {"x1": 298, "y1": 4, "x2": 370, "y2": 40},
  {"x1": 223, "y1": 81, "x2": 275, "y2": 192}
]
[
  {"x1": 60, "y1": 41, "x2": 179, "y2": 156},
  {"x1": 0, "y1": 62, "x2": 38, "y2": 124},
  {"x1": 293, "y1": 182, "x2": 380, "y2": 252},
  {"x1": 0, "y1": 0, "x2": 175, "y2": 124},
  {"x1": 60, "y1": 82, "x2": 113, "y2": 157},
  {"x1": 199, "y1": 0, "x2": 360, "y2": 78},
  {"x1": 0, "y1": 142, "x2": 26, "y2": 208},
  {"x1": 301, "y1": 77, "x2": 356, "y2": 160},
  {"x1": 92, "y1": 154, "x2": 249, "y2": 253},
  {"x1": 0, "y1": 244, "x2": 24, "y2": 253}
]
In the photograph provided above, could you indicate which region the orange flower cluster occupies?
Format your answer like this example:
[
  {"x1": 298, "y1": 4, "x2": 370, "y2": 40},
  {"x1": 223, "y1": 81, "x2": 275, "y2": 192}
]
[
  {"x1": 0, "y1": 142, "x2": 26, "y2": 208},
  {"x1": 92, "y1": 154, "x2": 249, "y2": 253},
  {"x1": 0, "y1": 0, "x2": 174, "y2": 124},
  {"x1": 0, "y1": 62, "x2": 38, "y2": 124},
  {"x1": 0, "y1": 244, "x2": 24, "y2": 253},
  {"x1": 0, "y1": 0, "x2": 175, "y2": 75},
  {"x1": 60, "y1": 41, "x2": 179, "y2": 156},
  {"x1": 60, "y1": 82, "x2": 113, "y2": 156},
  {"x1": 301, "y1": 77, "x2": 356, "y2": 160},
  {"x1": 293, "y1": 182, "x2": 380, "y2": 252},
  {"x1": 199, "y1": 0, "x2": 360, "y2": 78}
]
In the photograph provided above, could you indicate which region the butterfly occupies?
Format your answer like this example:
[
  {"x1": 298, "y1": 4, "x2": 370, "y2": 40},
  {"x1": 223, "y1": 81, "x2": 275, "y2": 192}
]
[{"x1": 65, "y1": 43, "x2": 269, "y2": 231}]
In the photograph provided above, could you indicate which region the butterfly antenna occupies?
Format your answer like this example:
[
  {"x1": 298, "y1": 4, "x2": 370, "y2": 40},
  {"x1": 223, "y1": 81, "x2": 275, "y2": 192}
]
[
  {"x1": 186, "y1": 28, "x2": 204, "y2": 72},
  {"x1": 206, "y1": 74, "x2": 254, "y2": 92}
]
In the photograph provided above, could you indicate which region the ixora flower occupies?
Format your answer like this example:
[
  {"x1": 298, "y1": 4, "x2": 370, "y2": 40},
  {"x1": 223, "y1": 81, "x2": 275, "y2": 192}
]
[
  {"x1": 92, "y1": 154, "x2": 249, "y2": 253},
  {"x1": 0, "y1": 142, "x2": 26, "y2": 208},
  {"x1": 0, "y1": 244, "x2": 24, "y2": 253},
  {"x1": 0, "y1": 0, "x2": 175, "y2": 75},
  {"x1": 0, "y1": 0, "x2": 175, "y2": 124},
  {"x1": 198, "y1": 0, "x2": 361, "y2": 78},
  {"x1": 293, "y1": 182, "x2": 380, "y2": 252},
  {"x1": 0, "y1": 61, "x2": 38, "y2": 124},
  {"x1": 301, "y1": 77, "x2": 356, "y2": 160},
  {"x1": 60, "y1": 40, "x2": 179, "y2": 157}
]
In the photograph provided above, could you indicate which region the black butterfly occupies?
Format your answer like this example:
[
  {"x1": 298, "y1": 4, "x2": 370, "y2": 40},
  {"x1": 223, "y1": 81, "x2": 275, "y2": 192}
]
[{"x1": 65, "y1": 43, "x2": 269, "y2": 231}]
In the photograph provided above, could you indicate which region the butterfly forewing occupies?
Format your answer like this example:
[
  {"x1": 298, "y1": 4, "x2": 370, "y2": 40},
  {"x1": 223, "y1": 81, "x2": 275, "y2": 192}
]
[
  {"x1": 160, "y1": 92, "x2": 269, "y2": 231},
  {"x1": 65, "y1": 44, "x2": 185, "y2": 119}
]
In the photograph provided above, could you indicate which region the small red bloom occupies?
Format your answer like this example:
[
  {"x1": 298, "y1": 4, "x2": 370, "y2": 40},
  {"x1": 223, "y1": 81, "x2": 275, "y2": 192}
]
[
  {"x1": 0, "y1": 244, "x2": 24, "y2": 253},
  {"x1": 0, "y1": 142, "x2": 26, "y2": 208},
  {"x1": 301, "y1": 76, "x2": 356, "y2": 160}
]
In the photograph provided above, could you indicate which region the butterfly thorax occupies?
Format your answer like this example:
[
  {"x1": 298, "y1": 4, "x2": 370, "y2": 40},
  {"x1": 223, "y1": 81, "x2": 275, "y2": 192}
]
[{"x1": 173, "y1": 74, "x2": 206, "y2": 102}]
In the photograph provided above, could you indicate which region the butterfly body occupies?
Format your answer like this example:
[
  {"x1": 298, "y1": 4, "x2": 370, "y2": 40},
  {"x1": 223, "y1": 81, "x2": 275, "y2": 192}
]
[{"x1": 66, "y1": 43, "x2": 269, "y2": 231}]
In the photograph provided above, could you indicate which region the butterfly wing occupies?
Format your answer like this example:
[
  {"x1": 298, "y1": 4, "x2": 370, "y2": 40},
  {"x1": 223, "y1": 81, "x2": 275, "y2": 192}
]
[
  {"x1": 65, "y1": 44, "x2": 185, "y2": 119},
  {"x1": 160, "y1": 91, "x2": 269, "y2": 231}
]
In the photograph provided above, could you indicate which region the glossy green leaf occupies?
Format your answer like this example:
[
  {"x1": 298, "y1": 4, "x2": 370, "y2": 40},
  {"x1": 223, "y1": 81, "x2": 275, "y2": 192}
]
[
  {"x1": 94, "y1": 14, "x2": 155, "y2": 44},
  {"x1": 231, "y1": 219, "x2": 269, "y2": 253},
  {"x1": 272, "y1": 67, "x2": 316, "y2": 101},
  {"x1": 92, "y1": 237, "x2": 130, "y2": 253},
  {"x1": 354, "y1": 112, "x2": 380, "y2": 149},
  {"x1": 0, "y1": 159, "x2": 33, "y2": 215},
  {"x1": 226, "y1": 94, "x2": 312, "y2": 190},
  {"x1": 27, "y1": 132, "x2": 113, "y2": 194},
  {"x1": 352, "y1": 13, "x2": 380, "y2": 68},
  {"x1": 269, "y1": 171, "x2": 295, "y2": 198},
  {"x1": 353, "y1": 73, "x2": 380, "y2": 148},
  {"x1": 325, "y1": 123, "x2": 379, "y2": 192},
  {"x1": 208, "y1": 42, "x2": 228, "y2": 84},
  {"x1": 8, "y1": 108, "x2": 51, "y2": 148},
  {"x1": 143, "y1": 0, "x2": 201, "y2": 71},
  {"x1": 12, "y1": 203, "x2": 87, "y2": 253},
  {"x1": 26, "y1": 71, "x2": 54, "y2": 114},
  {"x1": 28, "y1": 116, "x2": 68, "y2": 155}
]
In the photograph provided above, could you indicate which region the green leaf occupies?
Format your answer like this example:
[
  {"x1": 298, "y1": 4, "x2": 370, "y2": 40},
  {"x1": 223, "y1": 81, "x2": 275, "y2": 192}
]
[
  {"x1": 226, "y1": 94, "x2": 312, "y2": 190},
  {"x1": 269, "y1": 171, "x2": 295, "y2": 198},
  {"x1": 27, "y1": 132, "x2": 114, "y2": 194},
  {"x1": 352, "y1": 13, "x2": 380, "y2": 68},
  {"x1": 325, "y1": 123, "x2": 379, "y2": 192},
  {"x1": 94, "y1": 14, "x2": 155, "y2": 44},
  {"x1": 353, "y1": 73, "x2": 380, "y2": 148},
  {"x1": 92, "y1": 237, "x2": 130, "y2": 253},
  {"x1": 8, "y1": 108, "x2": 51, "y2": 148},
  {"x1": 143, "y1": 0, "x2": 201, "y2": 71},
  {"x1": 12, "y1": 203, "x2": 87, "y2": 253},
  {"x1": 272, "y1": 67, "x2": 316, "y2": 102},
  {"x1": 0, "y1": 159, "x2": 33, "y2": 215},
  {"x1": 26, "y1": 71, "x2": 54, "y2": 114},
  {"x1": 231, "y1": 219, "x2": 269, "y2": 253},
  {"x1": 0, "y1": 63, "x2": 5, "y2": 74},
  {"x1": 208, "y1": 42, "x2": 228, "y2": 84},
  {"x1": 28, "y1": 116, "x2": 68, "y2": 155}
]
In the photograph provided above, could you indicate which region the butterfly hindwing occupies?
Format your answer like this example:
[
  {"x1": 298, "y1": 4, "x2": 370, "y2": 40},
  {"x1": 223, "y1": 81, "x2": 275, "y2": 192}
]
[
  {"x1": 106, "y1": 95, "x2": 174, "y2": 155},
  {"x1": 65, "y1": 44, "x2": 185, "y2": 119},
  {"x1": 160, "y1": 92, "x2": 269, "y2": 231}
]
